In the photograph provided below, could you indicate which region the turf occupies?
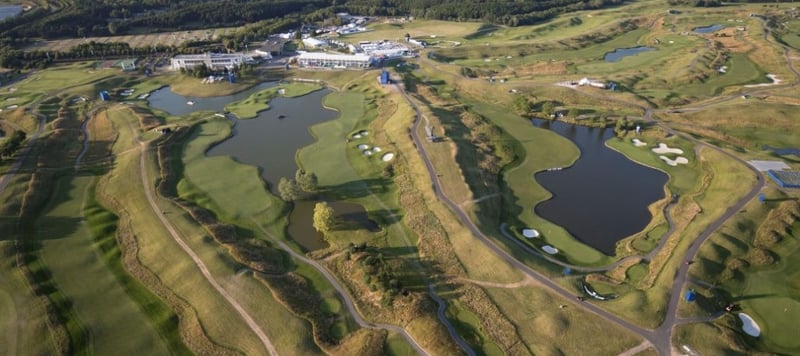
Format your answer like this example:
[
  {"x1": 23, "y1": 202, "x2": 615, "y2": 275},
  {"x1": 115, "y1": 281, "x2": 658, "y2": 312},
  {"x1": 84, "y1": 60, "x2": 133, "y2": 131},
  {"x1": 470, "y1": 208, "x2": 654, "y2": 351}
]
[
  {"x1": 224, "y1": 82, "x2": 323, "y2": 119},
  {"x1": 38, "y1": 175, "x2": 171, "y2": 355},
  {"x1": 103, "y1": 106, "x2": 318, "y2": 354}
]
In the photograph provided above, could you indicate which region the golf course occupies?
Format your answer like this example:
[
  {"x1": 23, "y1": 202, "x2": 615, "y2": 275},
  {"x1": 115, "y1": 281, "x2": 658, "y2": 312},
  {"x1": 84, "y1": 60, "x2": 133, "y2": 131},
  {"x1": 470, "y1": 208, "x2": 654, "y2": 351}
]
[{"x1": 1, "y1": 0, "x2": 799, "y2": 355}]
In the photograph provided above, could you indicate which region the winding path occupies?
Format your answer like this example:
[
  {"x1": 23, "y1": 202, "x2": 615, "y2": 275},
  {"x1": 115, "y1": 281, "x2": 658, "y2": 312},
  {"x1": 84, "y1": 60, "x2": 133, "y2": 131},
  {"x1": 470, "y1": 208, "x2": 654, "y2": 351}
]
[
  {"x1": 132, "y1": 124, "x2": 278, "y2": 356},
  {"x1": 397, "y1": 84, "x2": 660, "y2": 353},
  {"x1": 251, "y1": 222, "x2": 432, "y2": 356}
]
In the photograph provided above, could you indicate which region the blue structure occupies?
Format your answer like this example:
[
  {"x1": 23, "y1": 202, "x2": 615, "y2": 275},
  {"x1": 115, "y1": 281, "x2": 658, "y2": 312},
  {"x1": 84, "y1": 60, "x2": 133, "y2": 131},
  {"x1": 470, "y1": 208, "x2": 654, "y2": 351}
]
[
  {"x1": 685, "y1": 290, "x2": 696, "y2": 302},
  {"x1": 767, "y1": 170, "x2": 800, "y2": 188},
  {"x1": 563, "y1": 268, "x2": 572, "y2": 276},
  {"x1": 99, "y1": 90, "x2": 110, "y2": 101},
  {"x1": 759, "y1": 193, "x2": 766, "y2": 203},
  {"x1": 380, "y1": 70, "x2": 390, "y2": 85},
  {"x1": 607, "y1": 82, "x2": 618, "y2": 91},
  {"x1": 228, "y1": 72, "x2": 235, "y2": 84}
]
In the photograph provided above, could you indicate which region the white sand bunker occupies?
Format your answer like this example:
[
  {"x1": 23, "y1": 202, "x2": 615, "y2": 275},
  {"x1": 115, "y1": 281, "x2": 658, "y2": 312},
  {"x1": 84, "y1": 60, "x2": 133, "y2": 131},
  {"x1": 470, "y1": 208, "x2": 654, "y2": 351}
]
[
  {"x1": 652, "y1": 143, "x2": 683, "y2": 155},
  {"x1": 632, "y1": 138, "x2": 647, "y2": 147},
  {"x1": 357, "y1": 144, "x2": 369, "y2": 150},
  {"x1": 542, "y1": 245, "x2": 558, "y2": 254},
  {"x1": 363, "y1": 150, "x2": 373, "y2": 156},
  {"x1": 359, "y1": 130, "x2": 369, "y2": 136},
  {"x1": 381, "y1": 152, "x2": 394, "y2": 162},
  {"x1": 659, "y1": 156, "x2": 689, "y2": 166},
  {"x1": 738, "y1": 313, "x2": 761, "y2": 337},
  {"x1": 372, "y1": 147, "x2": 382, "y2": 152},
  {"x1": 522, "y1": 229, "x2": 540, "y2": 238},
  {"x1": 352, "y1": 134, "x2": 362, "y2": 139}
]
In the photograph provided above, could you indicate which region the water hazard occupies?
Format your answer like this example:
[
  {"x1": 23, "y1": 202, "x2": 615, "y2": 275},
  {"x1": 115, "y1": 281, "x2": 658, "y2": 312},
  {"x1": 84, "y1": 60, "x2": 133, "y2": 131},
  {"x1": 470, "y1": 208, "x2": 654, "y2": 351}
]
[
  {"x1": 532, "y1": 120, "x2": 668, "y2": 255},
  {"x1": 693, "y1": 24, "x2": 724, "y2": 34},
  {"x1": 604, "y1": 46, "x2": 655, "y2": 62},
  {"x1": 0, "y1": 5, "x2": 22, "y2": 21},
  {"x1": 148, "y1": 84, "x2": 376, "y2": 251}
]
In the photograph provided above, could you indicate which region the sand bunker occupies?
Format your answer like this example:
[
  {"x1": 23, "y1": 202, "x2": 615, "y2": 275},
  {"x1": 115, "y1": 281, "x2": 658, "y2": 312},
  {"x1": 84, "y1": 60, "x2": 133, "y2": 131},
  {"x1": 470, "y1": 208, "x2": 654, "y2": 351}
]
[
  {"x1": 632, "y1": 138, "x2": 647, "y2": 147},
  {"x1": 352, "y1": 134, "x2": 362, "y2": 139},
  {"x1": 652, "y1": 143, "x2": 683, "y2": 155},
  {"x1": 357, "y1": 144, "x2": 369, "y2": 150},
  {"x1": 381, "y1": 152, "x2": 394, "y2": 162},
  {"x1": 659, "y1": 156, "x2": 689, "y2": 166},
  {"x1": 542, "y1": 245, "x2": 558, "y2": 254},
  {"x1": 372, "y1": 147, "x2": 382, "y2": 152},
  {"x1": 363, "y1": 150, "x2": 373, "y2": 156},
  {"x1": 359, "y1": 130, "x2": 369, "y2": 136},
  {"x1": 522, "y1": 229, "x2": 540, "y2": 238},
  {"x1": 738, "y1": 313, "x2": 761, "y2": 337}
]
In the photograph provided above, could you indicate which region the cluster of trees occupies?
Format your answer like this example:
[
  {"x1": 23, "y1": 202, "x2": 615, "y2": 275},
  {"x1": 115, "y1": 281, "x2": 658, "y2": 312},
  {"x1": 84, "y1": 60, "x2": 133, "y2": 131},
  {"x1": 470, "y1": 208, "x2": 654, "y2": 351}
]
[
  {"x1": 0, "y1": 0, "x2": 321, "y2": 39},
  {"x1": 343, "y1": 243, "x2": 402, "y2": 302},
  {"x1": 278, "y1": 169, "x2": 319, "y2": 202},
  {"x1": 0, "y1": 130, "x2": 26, "y2": 159},
  {"x1": 1, "y1": 0, "x2": 626, "y2": 42},
  {"x1": 343, "y1": 0, "x2": 624, "y2": 26}
]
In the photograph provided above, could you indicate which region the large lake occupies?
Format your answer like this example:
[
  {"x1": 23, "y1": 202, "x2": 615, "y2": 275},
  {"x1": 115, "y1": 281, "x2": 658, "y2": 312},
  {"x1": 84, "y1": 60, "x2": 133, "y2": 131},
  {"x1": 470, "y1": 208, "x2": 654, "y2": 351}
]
[
  {"x1": 148, "y1": 84, "x2": 376, "y2": 251},
  {"x1": 532, "y1": 120, "x2": 668, "y2": 255}
]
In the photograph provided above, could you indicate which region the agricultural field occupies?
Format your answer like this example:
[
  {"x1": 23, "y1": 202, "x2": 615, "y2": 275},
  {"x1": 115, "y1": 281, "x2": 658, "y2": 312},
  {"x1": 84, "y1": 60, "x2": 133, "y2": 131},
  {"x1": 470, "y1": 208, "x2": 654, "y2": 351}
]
[{"x1": 1, "y1": 0, "x2": 799, "y2": 355}]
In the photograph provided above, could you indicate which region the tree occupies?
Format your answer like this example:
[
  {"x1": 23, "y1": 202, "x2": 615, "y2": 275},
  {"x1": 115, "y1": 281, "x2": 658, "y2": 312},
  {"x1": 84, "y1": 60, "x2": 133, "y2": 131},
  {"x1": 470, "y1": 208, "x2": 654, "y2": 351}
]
[
  {"x1": 542, "y1": 101, "x2": 555, "y2": 117},
  {"x1": 277, "y1": 178, "x2": 300, "y2": 202},
  {"x1": 295, "y1": 169, "x2": 318, "y2": 192},
  {"x1": 512, "y1": 95, "x2": 533, "y2": 116},
  {"x1": 568, "y1": 108, "x2": 580, "y2": 118},
  {"x1": 313, "y1": 202, "x2": 336, "y2": 234}
]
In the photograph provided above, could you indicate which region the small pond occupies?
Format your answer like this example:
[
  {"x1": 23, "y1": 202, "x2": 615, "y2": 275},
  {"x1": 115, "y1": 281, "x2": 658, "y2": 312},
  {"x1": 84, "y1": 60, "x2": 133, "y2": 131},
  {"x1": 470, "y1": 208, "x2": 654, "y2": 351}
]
[
  {"x1": 693, "y1": 24, "x2": 724, "y2": 34},
  {"x1": 0, "y1": 5, "x2": 22, "y2": 21},
  {"x1": 532, "y1": 119, "x2": 668, "y2": 255},
  {"x1": 604, "y1": 46, "x2": 655, "y2": 62},
  {"x1": 148, "y1": 84, "x2": 377, "y2": 251}
]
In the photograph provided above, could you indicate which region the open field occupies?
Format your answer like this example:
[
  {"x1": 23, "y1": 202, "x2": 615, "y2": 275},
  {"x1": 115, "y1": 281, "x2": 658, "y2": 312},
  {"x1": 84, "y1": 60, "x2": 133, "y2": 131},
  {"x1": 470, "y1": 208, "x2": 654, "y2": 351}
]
[{"x1": 23, "y1": 27, "x2": 239, "y2": 52}]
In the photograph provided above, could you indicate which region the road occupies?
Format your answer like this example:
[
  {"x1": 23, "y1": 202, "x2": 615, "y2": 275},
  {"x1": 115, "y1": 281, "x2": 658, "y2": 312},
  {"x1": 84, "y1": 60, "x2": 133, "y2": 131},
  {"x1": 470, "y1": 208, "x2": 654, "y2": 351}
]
[{"x1": 396, "y1": 85, "x2": 663, "y2": 352}]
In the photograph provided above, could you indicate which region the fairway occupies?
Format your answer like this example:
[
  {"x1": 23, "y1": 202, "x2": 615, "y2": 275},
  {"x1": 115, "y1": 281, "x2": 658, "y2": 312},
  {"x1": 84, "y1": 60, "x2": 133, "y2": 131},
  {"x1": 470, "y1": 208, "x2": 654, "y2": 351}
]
[{"x1": 38, "y1": 175, "x2": 170, "y2": 355}]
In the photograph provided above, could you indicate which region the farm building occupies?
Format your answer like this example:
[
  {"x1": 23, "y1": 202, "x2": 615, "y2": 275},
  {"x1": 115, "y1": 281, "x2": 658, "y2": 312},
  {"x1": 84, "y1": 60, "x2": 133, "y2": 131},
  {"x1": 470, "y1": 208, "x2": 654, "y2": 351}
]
[
  {"x1": 170, "y1": 53, "x2": 245, "y2": 71},
  {"x1": 767, "y1": 170, "x2": 800, "y2": 188},
  {"x1": 296, "y1": 52, "x2": 374, "y2": 68}
]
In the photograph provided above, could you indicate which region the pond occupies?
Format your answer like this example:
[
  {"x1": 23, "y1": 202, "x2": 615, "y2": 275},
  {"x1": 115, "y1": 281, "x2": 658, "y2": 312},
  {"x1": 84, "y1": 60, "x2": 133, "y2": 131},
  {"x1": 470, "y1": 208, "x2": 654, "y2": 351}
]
[
  {"x1": 147, "y1": 82, "x2": 277, "y2": 116},
  {"x1": 0, "y1": 5, "x2": 22, "y2": 21},
  {"x1": 604, "y1": 46, "x2": 655, "y2": 62},
  {"x1": 148, "y1": 84, "x2": 377, "y2": 251},
  {"x1": 694, "y1": 24, "x2": 724, "y2": 34},
  {"x1": 532, "y1": 119, "x2": 668, "y2": 255}
]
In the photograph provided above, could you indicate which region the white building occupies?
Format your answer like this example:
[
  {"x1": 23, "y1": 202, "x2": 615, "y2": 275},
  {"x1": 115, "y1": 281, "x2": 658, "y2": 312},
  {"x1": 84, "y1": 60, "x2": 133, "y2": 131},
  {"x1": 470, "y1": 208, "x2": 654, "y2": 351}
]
[
  {"x1": 171, "y1": 53, "x2": 245, "y2": 71},
  {"x1": 296, "y1": 52, "x2": 374, "y2": 68},
  {"x1": 302, "y1": 37, "x2": 328, "y2": 48}
]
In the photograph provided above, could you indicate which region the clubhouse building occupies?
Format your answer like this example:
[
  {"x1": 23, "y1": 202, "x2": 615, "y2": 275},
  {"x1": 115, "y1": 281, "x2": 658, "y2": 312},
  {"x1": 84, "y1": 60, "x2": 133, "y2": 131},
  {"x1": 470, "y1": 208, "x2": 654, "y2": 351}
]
[
  {"x1": 296, "y1": 52, "x2": 374, "y2": 69},
  {"x1": 170, "y1": 53, "x2": 245, "y2": 70}
]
